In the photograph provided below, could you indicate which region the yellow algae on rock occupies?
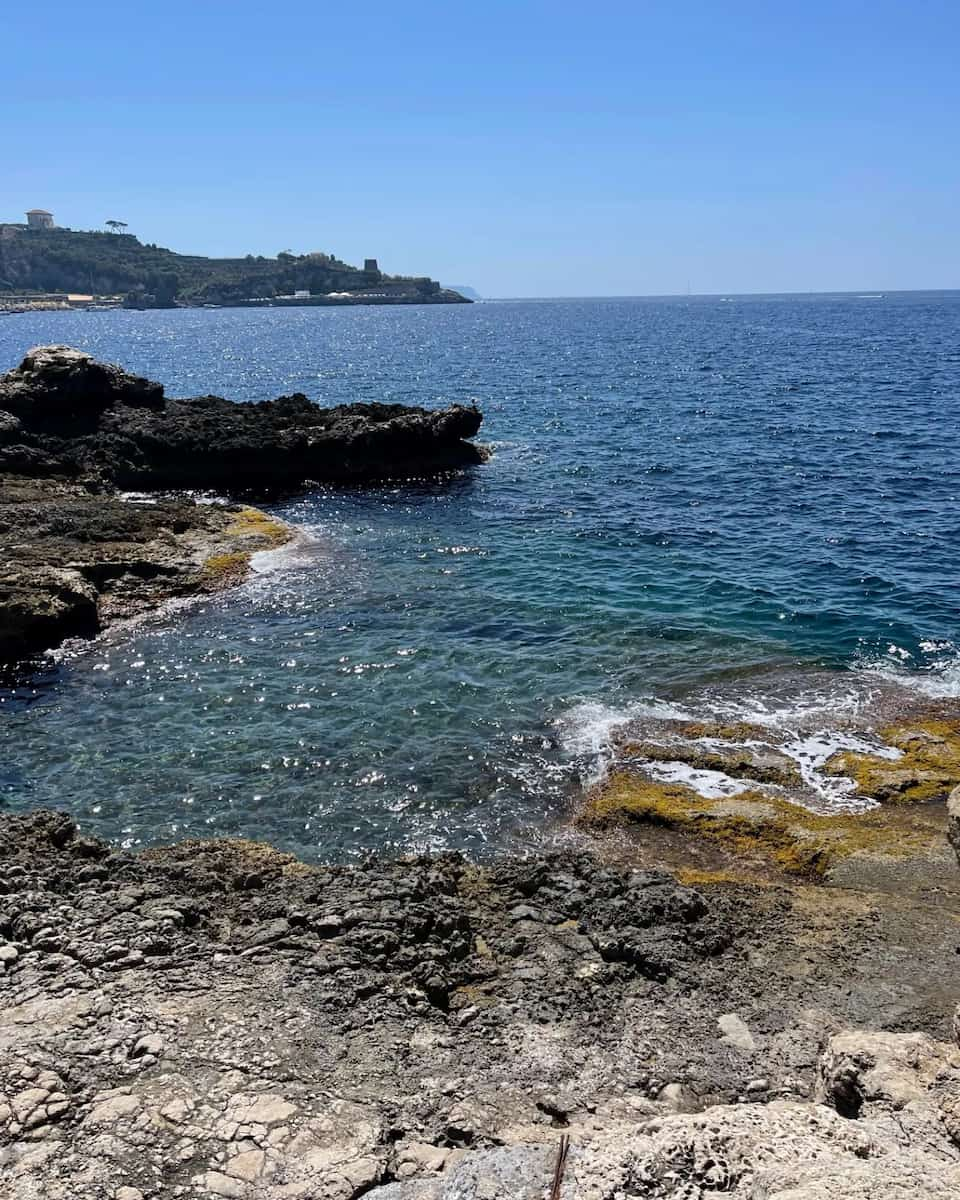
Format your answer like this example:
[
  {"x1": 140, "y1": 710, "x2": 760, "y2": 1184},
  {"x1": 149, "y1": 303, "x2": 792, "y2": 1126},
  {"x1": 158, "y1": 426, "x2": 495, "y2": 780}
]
[
  {"x1": 581, "y1": 771, "x2": 947, "y2": 880},
  {"x1": 226, "y1": 506, "x2": 291, "y2": 547},
  {"x1": 824, "y1": 719, "x2": 960, "y2": 804},
  {"x1": 198, "y1": 506, "x2": 293, "y2": 591},
  {"x1": 200, "y1": 550, "x2": 251, "y2": 585},
  {"x1": 673, "y1": 720, "x2": 782, "y2": 744}
]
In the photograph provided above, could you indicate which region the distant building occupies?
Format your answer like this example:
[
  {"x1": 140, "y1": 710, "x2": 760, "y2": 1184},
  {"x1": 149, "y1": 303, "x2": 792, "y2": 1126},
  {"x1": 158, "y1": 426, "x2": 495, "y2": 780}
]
[
  {"x1": 26, "y1": 209, "x2": 54, "y2": 230},
  {"x1": 293, "y1": 289, "x2": 311, "y2": 299},
  {"x1": 363, "y1": 258, "x2": 379, "y2": 273}
]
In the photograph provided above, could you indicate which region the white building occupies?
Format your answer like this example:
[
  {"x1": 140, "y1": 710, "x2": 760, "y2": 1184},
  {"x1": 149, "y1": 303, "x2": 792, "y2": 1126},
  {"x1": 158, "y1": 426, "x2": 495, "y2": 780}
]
[{"x1": 26, "y1": 209, "x2": 54, "y2": 230}]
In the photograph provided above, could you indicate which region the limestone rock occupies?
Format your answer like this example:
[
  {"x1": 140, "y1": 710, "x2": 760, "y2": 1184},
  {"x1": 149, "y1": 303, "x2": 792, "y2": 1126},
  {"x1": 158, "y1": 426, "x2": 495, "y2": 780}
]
[
  {"x1": 948, "y1": 785, "x2": 960, "y2": 867},
  {"x1": 718, "y1": 1013, "x2": 756, "y2": 1052},
  {"x1": 817, "y1": 1029, "x2": 958, "y2": 1115}
]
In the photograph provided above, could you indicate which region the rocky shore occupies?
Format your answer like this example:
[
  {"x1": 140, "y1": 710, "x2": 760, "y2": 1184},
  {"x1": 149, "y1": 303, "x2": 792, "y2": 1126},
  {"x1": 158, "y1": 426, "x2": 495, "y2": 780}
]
[
  {"x1": 3, "y1": 348, "x2": 960, "y2": 1198},
  {"x1": 0, "y1": 346, "x2": 484, "y2": 662},
  {"x1": 1, "y1": 810, "x2": 959, "y2": 1199}
]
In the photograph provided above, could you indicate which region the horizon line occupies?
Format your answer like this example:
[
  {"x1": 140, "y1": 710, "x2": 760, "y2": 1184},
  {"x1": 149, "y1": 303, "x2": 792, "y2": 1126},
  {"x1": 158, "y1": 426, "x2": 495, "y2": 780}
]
[{"x1": 473, "y1": 288, "x2": 960, "y2": 302}]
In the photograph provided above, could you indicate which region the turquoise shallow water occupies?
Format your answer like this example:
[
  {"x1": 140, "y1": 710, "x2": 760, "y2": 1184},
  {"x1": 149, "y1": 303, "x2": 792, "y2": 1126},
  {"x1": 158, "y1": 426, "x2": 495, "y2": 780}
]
[{"x1": 1, "y1": 294, "x2": 959, "y2": 857}]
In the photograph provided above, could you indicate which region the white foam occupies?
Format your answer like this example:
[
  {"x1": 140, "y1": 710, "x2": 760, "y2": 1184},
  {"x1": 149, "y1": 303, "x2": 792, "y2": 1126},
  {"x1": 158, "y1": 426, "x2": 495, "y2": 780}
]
[
  {"x1": 857, "y1": 653, "x2": 960, "y2": 699},
  {"x1": 557, "y1": 698, "x2": 691, "y2": 785},
  {"x1": 694, "y1": 685, "x2": 867, "y2": 730},
  {"x1": 643, "y1": 760, "x2": 753, "y2": 799},
  {"x1": 778, "y1": 731, "x2": 897, "y2": 809},
  {"x1": 248, "y1": 525, "x2": 326, "y2": 574}
]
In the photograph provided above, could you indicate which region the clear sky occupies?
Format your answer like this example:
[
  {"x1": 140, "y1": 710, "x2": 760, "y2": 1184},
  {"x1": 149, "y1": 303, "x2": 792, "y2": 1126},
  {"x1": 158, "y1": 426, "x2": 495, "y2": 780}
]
[{"x1": 4, "y1": 1, "x2": 958, "y2": 297}]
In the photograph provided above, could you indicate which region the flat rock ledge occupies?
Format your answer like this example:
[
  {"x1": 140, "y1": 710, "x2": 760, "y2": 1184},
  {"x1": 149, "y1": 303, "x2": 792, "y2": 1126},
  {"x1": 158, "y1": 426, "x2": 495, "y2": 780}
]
[
  {"x1": 0, "y1": 476, "x2": 292, "y2": 662},
  {"x1": 0, "y1": 346, "x2": 485, "y2": 662},
  {"x1": 1, "y1": 810, "x2": 958, "y2": 1199}
]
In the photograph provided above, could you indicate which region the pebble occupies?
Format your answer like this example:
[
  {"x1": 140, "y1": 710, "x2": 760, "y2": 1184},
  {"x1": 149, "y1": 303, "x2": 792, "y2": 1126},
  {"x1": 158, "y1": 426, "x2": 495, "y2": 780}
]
[
  {"x1": 717, "y1": 1013, "x2": 756, "y2": 1052},
  {"x1": 131, "y1": 1033, "x2": 164, "y2": 1059}
]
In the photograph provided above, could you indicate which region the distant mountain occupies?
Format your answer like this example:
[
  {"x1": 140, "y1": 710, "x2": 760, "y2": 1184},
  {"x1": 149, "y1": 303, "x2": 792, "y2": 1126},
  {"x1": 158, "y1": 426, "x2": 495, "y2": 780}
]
[
  {"x1": 442, "y1": 284, "x2": 481, "y2": 301},
  {"x1": 0, "y1": 223, "x2": 470, "y2": 308}
]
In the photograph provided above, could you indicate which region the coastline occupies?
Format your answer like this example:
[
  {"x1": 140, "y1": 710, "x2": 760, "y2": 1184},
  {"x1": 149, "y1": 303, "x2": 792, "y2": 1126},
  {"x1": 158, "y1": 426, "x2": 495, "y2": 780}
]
[
  {"x1": 1, "y1": 477, "x2": 294, "y2": 664},
  {"x1": 0, "y1": 346, "x2": 484, "y2": 666},
  {"x1": 2, "y1": 346, "x2": 960, "y2": 1197},
  {"x1": 1, "y1": 809, "x2": 958, "y2": 1198}
]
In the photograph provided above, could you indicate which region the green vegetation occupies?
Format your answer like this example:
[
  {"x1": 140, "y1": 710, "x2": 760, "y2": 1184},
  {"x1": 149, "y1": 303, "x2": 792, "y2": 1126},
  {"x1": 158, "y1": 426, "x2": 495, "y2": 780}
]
[{"x1": 0, "y1": 224, "x2": 446, "y2": 307}]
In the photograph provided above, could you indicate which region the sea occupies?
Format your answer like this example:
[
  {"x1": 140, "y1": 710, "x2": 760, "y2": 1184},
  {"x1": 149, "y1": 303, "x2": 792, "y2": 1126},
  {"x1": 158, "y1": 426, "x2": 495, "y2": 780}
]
[{"x1": 1, "y1": 293, "x2": 959, "y2": 859}]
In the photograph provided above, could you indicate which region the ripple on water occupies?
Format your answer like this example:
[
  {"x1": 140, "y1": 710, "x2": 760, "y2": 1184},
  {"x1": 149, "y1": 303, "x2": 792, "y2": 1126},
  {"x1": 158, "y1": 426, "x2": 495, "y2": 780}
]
[{"x1": 1, "y1": 294, "x2": 959, "y2": 857}]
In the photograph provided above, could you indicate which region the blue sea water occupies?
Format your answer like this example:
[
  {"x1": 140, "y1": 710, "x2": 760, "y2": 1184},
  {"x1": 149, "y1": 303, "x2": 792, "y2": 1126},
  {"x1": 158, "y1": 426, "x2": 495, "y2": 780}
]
[{"x1": 1, "y1": 294, "x2": 959, "y2": 857}]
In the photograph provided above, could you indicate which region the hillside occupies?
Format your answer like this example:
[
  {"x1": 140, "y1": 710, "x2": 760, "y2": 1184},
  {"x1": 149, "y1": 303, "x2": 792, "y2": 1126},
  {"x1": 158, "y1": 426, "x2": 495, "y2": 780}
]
[{"x1": 0, "y1": 224, "x2": 468, "y2": 307}]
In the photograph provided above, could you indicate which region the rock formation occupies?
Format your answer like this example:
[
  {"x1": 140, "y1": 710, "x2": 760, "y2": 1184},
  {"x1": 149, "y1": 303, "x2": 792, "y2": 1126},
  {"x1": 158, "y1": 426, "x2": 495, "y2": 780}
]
[
  {"x1": 1, "y1": 810, "x2": 958, "y2": 1199},
  {"x1": 949, "y1": 785, "x2": 960, "y2": 867},
  {"x1": 0, "y1": 346, "x2": 485, "y2": 662},
  {"x1": 0, "y1": 345, "x2": 484, "y2": 489}
]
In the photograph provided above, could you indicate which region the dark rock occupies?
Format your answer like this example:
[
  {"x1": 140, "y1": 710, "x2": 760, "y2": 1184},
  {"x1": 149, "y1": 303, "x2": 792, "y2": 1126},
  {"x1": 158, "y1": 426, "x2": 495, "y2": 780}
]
[
  {"x1": 0, "y1": 345, "x2": 484, "y2": 489},
  {"x1": 0, "y1": 347, "x2": 486, "y2": 664},
  {"x1": 0, "y1": 345, "x2": 164, "y2": 433}
]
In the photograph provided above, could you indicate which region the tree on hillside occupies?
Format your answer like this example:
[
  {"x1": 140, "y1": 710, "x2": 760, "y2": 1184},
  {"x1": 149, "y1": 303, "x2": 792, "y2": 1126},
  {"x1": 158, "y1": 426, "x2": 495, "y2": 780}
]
[{"x1": 105, "y1": 220, "x2": 129, "y2": 234}]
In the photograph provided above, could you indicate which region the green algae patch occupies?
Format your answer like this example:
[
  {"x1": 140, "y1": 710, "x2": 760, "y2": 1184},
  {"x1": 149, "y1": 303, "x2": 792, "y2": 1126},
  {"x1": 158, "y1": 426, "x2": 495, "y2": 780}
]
[
  {"x1": 581, "y1": 772, "x2": 946, "y2": 880},
  {"x1": 824, "y1": 719, "x2": 960, "y2": 804}
]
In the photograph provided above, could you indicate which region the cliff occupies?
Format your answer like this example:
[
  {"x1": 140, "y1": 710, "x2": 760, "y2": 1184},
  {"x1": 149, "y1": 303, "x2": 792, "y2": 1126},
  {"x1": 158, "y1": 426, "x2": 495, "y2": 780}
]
[{"x1": 0, "y1": 224, "x2": 470, "y2": 308}]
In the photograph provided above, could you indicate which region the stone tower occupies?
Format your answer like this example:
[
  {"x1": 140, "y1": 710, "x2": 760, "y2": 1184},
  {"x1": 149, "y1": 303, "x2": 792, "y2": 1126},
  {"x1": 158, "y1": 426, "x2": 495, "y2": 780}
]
[{"x1": 26, "y1": 209, "x2": 54, "y2": 230}]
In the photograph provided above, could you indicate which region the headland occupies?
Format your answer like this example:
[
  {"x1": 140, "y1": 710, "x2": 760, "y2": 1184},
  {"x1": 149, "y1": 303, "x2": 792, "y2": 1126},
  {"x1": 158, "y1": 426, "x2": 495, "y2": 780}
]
[{"x1": 0, "y1": 215, "x2": 470, "y2": 310}]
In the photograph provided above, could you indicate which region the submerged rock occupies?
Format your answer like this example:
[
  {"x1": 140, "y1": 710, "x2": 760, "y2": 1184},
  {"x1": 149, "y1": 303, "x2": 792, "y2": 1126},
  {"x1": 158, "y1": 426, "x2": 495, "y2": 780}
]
[{"x1": 618, "y1": 736, "x2": 801, "y2": 788}]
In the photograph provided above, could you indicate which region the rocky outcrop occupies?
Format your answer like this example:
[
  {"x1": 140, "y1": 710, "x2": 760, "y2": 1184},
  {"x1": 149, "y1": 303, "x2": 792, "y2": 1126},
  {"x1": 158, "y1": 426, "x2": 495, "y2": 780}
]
[
  {"x1": 1, "y1": 811, "x2": 958, "y2": 1199},
  {"x1": 579, "y1": 770, "x2": 956, "y2": 892},
  {"x1": 0, "y1": 347, "x2": 485, "y2": 662},
  {"x1": 0, "y1": 475, "x2": 291, "y2": 661},
  {"x1": 579, "y1": 715, "x2": 960, "y2": 893},
  {"x1": 823, "y1": 719, "x2": 960, "y2": 805},
  {"x1": 0, "y1": 346, "x2": 484, "y2": 489}
]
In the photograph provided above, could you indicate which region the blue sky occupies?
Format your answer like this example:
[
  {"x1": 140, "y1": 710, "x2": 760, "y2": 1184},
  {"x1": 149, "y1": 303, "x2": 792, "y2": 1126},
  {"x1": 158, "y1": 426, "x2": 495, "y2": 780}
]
[{"x1": 3, "y1": 1, "x2": 958, "y2": 296}]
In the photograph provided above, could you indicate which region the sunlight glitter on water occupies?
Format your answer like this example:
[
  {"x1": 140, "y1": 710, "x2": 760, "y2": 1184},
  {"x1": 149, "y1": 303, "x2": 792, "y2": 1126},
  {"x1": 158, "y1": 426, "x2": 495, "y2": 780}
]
[{"x1": 2, "y1": 295, "x2": 959, "y2": 857}]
